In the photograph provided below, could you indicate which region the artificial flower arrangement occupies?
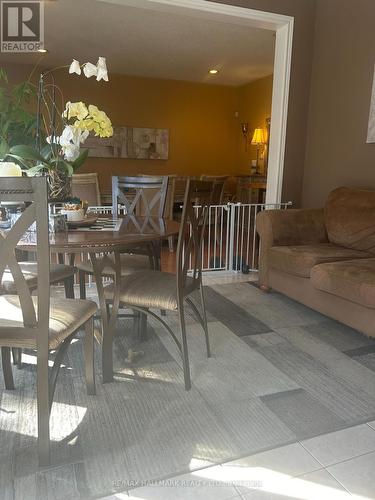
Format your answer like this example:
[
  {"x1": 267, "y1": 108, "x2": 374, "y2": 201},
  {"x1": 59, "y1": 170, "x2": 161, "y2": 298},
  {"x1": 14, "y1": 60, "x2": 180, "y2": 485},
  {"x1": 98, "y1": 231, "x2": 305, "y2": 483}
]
[{"x1": 5, "y1": 57, "x2": 113, "y2": 200}]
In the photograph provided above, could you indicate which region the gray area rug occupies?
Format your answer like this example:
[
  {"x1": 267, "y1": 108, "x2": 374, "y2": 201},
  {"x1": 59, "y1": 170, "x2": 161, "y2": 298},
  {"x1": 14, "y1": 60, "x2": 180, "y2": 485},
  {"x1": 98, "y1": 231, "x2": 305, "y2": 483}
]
[{"x1": 2, "y1": 281, "x2": 375, "y2": 499}]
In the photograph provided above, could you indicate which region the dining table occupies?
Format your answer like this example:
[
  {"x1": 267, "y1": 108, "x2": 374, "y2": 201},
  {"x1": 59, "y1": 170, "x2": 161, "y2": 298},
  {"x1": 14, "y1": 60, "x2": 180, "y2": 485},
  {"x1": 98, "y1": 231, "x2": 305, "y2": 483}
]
[{"x1": 17, "y1": 214, "x2": 181, "y2": 383}]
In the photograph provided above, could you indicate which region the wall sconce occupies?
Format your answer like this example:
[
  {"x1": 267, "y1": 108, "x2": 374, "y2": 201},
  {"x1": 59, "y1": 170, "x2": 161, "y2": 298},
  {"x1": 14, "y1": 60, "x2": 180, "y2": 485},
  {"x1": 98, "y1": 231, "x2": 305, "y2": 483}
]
[
  {"x1": 241, "y1": 122, "x2": 249, "y2": 151},
  {"x1": 251, "y1": 128, "x2": 266, "y2": 173}
]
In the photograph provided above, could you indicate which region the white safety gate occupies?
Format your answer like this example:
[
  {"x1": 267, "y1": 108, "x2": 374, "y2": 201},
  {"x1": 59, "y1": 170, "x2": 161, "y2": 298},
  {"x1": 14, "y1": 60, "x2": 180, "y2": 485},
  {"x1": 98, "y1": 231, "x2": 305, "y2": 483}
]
[
  {"x1": 190, "y1": 202, "x2": 292, "y2": 274},
  {"x1": 64, "y1": 202, "x2": 291, "y2": 279}
]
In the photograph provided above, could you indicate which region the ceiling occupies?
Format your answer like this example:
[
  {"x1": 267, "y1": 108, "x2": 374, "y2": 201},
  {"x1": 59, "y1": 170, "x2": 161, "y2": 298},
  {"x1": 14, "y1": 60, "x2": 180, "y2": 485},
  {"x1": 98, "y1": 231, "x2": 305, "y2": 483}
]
[{"x1": 1, "y1": 0, "x2": 275, "y2": 87}]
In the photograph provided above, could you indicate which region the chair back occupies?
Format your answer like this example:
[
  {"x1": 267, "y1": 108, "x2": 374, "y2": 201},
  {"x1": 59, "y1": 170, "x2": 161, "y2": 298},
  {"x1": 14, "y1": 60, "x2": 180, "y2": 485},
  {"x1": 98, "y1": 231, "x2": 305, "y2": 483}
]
[
  {"x1": 0, "y1": 177, "x2": 50, "y2": 344},
  {"x1": 72, "y1": 173, "x2": 101, "y2": 206},
  {"x1": 200, "y1": 175, "x2": 228, "y2": 205},
  {"x1": 164, "y1": 174, "x2": 177, "y2": 220},
  {"x1": 211, "y1": 180, "x2": 225, "y2": 205},
  {"x1": 112, "y1": 175, "x2": 168, "y2": 217},
  {"x1": 176, "y1": 180, "x2": 213, "y2": 299}
]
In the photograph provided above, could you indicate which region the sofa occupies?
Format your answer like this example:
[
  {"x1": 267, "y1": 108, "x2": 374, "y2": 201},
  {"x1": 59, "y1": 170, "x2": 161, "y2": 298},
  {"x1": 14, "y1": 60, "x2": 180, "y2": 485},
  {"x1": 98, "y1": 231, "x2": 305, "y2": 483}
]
[{"x1": 256, "y1": 187, "x2": 375, "y2": 338}]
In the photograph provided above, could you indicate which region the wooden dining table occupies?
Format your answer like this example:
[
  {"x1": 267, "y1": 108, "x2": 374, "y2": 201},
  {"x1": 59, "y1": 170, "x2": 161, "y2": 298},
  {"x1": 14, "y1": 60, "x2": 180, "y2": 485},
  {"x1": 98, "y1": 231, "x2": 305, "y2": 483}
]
[{"x1": 18, "y1": 214, "x2": 180, "y2": 382}]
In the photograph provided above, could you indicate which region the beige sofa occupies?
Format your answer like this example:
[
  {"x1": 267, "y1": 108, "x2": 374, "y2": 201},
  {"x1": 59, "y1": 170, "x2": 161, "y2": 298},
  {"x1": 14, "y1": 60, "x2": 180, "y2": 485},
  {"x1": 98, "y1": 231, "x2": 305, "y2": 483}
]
[{"x1": 257, "y1": 187, "x2": 375, "y2": 338}]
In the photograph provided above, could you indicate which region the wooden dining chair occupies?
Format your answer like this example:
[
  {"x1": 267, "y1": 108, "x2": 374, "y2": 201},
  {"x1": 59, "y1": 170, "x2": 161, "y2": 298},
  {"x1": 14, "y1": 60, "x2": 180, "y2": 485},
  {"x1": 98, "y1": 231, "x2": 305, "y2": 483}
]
[
  {"x1": 76, "y1": 175, "x2": 169, "y2": 299},
  {"x1": 0, "y1": 177, "x2": 97, "y2": 466},
  {"x1": 72, "y1": 172, "x2": 101, "y2": 206},
  {"x1": 103, "y1": 180, "x2": 214, "y2": 390}
]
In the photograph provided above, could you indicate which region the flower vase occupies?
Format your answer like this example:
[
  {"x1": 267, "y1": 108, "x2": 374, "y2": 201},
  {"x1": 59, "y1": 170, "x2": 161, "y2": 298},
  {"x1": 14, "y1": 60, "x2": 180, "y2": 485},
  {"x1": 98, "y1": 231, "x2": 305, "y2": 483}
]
[{"x1": 47, "y1": 170, "x2": 72, "y2": 202}]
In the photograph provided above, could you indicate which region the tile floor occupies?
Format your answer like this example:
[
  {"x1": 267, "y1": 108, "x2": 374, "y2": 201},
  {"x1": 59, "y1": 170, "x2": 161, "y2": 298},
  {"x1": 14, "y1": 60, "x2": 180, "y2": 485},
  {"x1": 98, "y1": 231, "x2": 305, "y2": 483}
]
[{"x1": 98, "y1": 421, "x2": 375, "y2": 499}]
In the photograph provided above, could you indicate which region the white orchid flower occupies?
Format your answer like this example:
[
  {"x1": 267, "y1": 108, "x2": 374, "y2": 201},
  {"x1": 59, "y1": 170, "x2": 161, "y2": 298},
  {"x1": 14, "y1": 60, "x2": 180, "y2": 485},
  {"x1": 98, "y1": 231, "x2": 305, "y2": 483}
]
[
  {"x1": 69, "y1": 59, "x2": 81, "y2": 75},
  {"x1": 78, "y1": 129, "x2": 89, "y2": 144},
  {"x1": 46, "y1": 135, "x2": 60, "y2": 145},
  {"x1": 96, "y1": 57, "x2": 109, "y2": 82},
  {"x1": 59, "y1": 125, "x2": 74, "y2": 147},
  {"x1": 62, "y1": 144, "x2": 80, "y2": 161},
  {"x1": 57, "y1": 125, "x2": 89, "y2": 161},
  {"x1": 83, "y1": 62, "x2": 98, "y2": 79}
]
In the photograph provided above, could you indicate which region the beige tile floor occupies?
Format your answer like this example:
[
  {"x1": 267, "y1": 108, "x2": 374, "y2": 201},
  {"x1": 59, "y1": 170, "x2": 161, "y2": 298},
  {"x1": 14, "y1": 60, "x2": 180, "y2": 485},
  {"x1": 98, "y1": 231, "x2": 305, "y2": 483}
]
[{"x1": 99, "y1": 422, "x2": 375, "y2": 499}]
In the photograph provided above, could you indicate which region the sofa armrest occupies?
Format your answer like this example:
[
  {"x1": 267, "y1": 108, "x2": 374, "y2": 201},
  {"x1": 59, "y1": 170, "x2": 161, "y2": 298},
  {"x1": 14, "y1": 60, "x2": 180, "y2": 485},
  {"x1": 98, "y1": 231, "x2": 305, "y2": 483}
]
[{"x1": 256, "y1": 208, "x2": 327, "y2": 287}]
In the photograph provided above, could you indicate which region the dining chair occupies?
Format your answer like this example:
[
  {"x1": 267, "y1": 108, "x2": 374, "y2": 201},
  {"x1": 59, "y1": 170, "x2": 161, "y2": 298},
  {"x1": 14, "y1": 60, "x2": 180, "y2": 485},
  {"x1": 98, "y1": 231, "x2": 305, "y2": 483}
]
[
  {"x1": 0, "y1": 177, "x2": 97, "y2": 466},
  {"x1": 163, "y1": 175, "x2": 175, "y2": 252},
  {"x1": 103, "y1": 180, "x2": 214, "y2": 390},
  {"x1": 72, "y1": 172, "x2": 101, "y2": 206},
  {"x1": 1, "y1": 260, "x2": 76, "y2": 298},
  {"x1": 200, "y1": 175, "x2": 228, "y2": 205},
  {"x1": 112, "y1": 175, "x2": 168, "y2": 218},
  {"x1": 76, "y1": 175, "x2": 169, "y2": 299}
]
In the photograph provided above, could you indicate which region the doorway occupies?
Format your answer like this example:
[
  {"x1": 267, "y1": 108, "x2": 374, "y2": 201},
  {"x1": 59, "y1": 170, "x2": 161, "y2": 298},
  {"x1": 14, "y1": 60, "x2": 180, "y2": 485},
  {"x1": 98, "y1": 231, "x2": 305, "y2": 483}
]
[{"x1": 99, "y1": 0, "x2": 294, "y2": 204}]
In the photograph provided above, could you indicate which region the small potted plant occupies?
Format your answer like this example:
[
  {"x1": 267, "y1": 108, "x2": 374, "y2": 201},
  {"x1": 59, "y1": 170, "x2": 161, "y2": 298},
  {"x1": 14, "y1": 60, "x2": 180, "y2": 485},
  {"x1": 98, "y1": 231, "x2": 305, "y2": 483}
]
[{"x1": 60, "y1": 197, "x2": 88, "y2": 222}]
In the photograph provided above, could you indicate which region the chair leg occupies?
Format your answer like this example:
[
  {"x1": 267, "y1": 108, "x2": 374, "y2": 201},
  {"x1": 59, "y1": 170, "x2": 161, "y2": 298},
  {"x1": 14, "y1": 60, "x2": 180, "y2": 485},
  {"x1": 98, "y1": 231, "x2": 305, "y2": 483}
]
[
  {"x1": 12, "y1": 347, "x2": 22, "y2": 367},
  {"x1": 139, "y1": 313, "x2": 148, "y2": 341},
  {"x1": 102, "y1": 315, "x2": 114, "y2": 384},
  {"x1": 168, "y1": 235, "x2": 174, "y2": 253},
  {"x1": 79, "y1": 270, "x2": 87, "y2": 299},
  {"x1": 84, "y1": 317, "x2": 96, "y2": 396},
  {"x1": 133, "y1": 310, "x2": 148, "y2": 341},
  {"x1": 1, "y1": 347, "x2": 15, "y2": 390},
  {"x1": 178, "y1": 303, "x2": 191, "y2": 391},
  {"x1": 64, "y1": 276, "x2": 75, "y2": 299},
  {"x1": 37, "y1": 349, "x2": 51, "y2": 466},
  {"x1": 199, "y1": 286, "x2": 211, "y2": 358}
]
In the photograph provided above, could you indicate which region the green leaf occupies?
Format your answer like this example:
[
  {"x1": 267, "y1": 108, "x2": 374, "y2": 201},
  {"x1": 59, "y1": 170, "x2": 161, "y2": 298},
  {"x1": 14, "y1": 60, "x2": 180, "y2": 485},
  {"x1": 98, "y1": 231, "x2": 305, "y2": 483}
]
[
  {"x1": 40, "y1": 144, "x2": 53, "y2": 160},
  {"x1": 0, "y1": 68, "x2": 8, "y2": 83},
  {"x1": 55, "y1": 159, "x2": 73, "y2": 177},
  {"x1": 25, "y1": 164, "x2": 46, "y2": 176},
  {"x1": 5, "y1": 153, "x2": 32, "y2": 169},
  {"x1": 9, "y1": 144, "x2": 48, "y2": 163},
  {"x1": 71, "y1": 148, "x2": 89, "y2": 171},
  {"x1": 0, "y1": 138, "x2": 9, "y2": 158}
]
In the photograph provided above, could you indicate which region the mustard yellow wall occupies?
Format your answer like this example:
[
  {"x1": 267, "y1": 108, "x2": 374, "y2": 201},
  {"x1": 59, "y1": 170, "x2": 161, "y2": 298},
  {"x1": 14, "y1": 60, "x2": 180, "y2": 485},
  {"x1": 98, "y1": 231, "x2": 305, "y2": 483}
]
[
  {"x1": 56, "y1": 72, "x2": 240, "y2": 191},
  {"x1": 3, "y1": 65, "x2": 272, "y2": 192},
  {"x1": 237, "y1": 74, "x2": 273, "y2": 172}
]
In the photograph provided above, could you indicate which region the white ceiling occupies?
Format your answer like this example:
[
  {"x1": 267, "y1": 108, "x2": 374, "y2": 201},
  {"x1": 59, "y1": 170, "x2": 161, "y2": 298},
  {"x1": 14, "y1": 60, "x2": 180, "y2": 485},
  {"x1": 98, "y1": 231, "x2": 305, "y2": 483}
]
[{"x1": 1, "y1": 0, "x2": 275, "y2": 86}]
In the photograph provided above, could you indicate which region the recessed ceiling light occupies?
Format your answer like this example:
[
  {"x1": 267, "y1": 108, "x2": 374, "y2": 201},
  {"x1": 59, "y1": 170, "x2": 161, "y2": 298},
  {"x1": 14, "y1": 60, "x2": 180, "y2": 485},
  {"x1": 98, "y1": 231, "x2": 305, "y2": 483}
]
[
  {"x1": 209, "y1": 69, "x2": 219, "y2": 75},
  {"x1": 38, "y1": 48, "x2": 48, "y2": 53}
]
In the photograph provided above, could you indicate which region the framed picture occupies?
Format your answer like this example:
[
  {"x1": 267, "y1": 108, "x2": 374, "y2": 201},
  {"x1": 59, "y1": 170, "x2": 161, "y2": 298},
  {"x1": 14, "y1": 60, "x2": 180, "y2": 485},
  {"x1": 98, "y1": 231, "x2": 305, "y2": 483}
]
[{"x1": 85, "y1": 126, "x2": 169, "y2": 159}]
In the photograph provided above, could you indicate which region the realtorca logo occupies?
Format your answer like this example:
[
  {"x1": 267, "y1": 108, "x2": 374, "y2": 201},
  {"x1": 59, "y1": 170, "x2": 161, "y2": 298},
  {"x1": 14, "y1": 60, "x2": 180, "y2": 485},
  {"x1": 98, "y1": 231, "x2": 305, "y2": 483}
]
[{"x1": 1, "y1": 1, "x2": 44, "y2": 52}]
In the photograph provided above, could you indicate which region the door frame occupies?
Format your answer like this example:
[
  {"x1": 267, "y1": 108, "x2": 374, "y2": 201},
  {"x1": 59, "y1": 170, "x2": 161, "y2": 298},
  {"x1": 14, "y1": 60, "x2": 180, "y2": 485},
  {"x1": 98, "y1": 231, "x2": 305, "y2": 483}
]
[{"x1": 100, "y1": 0, "x2": 294, "y2": 204}]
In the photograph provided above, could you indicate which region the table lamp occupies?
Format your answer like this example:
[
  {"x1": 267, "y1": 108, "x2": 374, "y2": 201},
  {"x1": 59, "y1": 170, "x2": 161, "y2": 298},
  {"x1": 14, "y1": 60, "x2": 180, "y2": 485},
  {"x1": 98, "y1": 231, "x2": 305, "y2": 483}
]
[{"x1": 251, "y1": 128, "x2": 266, "y2": 173}]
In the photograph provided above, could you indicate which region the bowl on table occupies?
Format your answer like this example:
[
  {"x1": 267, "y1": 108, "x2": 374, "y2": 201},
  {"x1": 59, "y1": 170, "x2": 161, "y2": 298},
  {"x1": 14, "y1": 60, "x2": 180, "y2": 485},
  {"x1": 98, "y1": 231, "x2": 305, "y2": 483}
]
[{"x1": 60, "y1": 208, "x2": 85, "y2": 222}]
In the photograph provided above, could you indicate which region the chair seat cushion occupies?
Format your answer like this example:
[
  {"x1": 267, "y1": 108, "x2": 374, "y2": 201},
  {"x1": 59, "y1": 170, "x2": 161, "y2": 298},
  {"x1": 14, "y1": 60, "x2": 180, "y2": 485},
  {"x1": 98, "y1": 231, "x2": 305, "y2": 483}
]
[
  {"x1": 1, "y1": 262, "x2": 75, "y2": 293},
  {"x1": 76, "y1": 254, "x2": 151, "y2": 276},
  {"x1": 0, "y1": 296, "x2": 97, "y2": 349},
  {"x1": 268, "y1": 243, "x2": 371, "y2": 278},
  {"x1": 104, "y1": 270, "x2": 195, "y2": 311},
  {"x1": 311, "y1": 258, "x2": 375, "y2": 309}
]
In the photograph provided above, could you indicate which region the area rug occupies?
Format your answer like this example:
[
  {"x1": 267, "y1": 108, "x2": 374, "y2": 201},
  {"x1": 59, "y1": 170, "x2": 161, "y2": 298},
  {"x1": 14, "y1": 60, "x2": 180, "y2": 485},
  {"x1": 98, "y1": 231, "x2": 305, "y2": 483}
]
[{"x1": 2, "y1": 281, "x2": 375, "y2": 499}]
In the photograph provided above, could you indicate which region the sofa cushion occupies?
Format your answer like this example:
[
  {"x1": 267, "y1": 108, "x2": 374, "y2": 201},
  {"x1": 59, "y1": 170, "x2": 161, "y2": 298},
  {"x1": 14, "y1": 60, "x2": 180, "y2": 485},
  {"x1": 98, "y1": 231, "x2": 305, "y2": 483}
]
[
  {"x1": 311, "y1": 258, "x2": 375, "y2": 309},
  {"x1": 325, "y1": 187, "x2": 375, "y2": 253},
  {"x1": 268, "y1": 243, "x2": 371, "y2": 278}
]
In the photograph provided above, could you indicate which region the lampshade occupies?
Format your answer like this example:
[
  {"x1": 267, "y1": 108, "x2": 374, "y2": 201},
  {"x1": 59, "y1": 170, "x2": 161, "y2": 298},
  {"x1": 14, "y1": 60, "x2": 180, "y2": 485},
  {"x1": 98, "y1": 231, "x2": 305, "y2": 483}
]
[{"x1": 251, "y1": 128, "x2": 266, "y2": 145}]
